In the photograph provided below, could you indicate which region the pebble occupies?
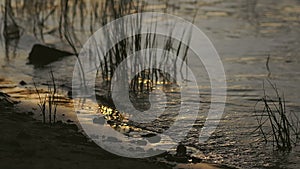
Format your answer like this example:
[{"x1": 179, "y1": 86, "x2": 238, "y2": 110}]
[{"x1": 19, "y1": 80, "x2": 27, "y2": 86}]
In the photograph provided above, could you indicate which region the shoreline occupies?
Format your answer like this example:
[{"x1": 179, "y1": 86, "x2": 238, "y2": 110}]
[
  {"x1": 0, "y1": 78, "x2": 235, "y2": 169},
  {"x1": 0, "y1": 90, "x2": 172, "y2": 169}
]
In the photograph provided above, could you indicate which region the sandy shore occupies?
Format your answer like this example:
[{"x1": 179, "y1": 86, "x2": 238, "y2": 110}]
[
  {"x1": 0, "y1": 79, "x2": 234, "y2": 169},
  {"x1": 0, "y1": 94, "x2": 173, "y2": 169}
]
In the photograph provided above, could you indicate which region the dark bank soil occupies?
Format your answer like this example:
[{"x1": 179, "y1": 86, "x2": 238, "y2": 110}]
[
  {"x1": 0, "y1": 98, "x2": 170, "y2": 169},
  {"x1": 0, "y1": 89, "x2": 235, "y2": 169}
]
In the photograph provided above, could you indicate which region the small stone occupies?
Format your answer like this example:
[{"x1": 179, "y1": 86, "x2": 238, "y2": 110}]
[
  {"x1": 176, "y1": 143, "x2": 187, "y2": 157},
  {"x1": 19, "y1": 80, "x2": 27, "y2": 86}
]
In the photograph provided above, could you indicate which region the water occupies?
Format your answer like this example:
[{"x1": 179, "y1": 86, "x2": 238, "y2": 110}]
[{"x1": 0, "y1": 0, "x2": 300, "y2": 168}]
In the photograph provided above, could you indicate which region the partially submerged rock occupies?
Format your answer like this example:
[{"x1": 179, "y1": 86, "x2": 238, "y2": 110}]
[{"x1": 28, "y1": 44, "x2": 73, "y2": 67}]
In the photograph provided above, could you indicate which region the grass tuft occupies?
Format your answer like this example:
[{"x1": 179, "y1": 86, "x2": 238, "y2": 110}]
[{"x1": 254, "y1": 79, "x2": 300, "y2": 151}]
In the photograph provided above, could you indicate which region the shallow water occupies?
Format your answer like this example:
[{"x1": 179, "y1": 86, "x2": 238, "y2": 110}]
[{"x1": 0, "y1": 0, "x2": 300, "y2": 168}]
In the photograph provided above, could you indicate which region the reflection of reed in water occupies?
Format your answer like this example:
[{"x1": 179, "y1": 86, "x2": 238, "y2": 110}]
[
  {"x1": 3, "y1": 0, "x2": 193, "y2": 108},
  {"x1": 95, "y1": 0, "x2": 193, "y2": 96},
  {"x1": 2, "y1": 0, "x2": 21, "y2": 61},
  {"x1": 90, "y1": 1, "x2": 194, "y2": 135}
]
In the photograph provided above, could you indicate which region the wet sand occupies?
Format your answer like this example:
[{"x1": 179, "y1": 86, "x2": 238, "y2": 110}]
[
  {"x1": 0, "y1": 81, "x2": 232, "y2": 169},
  {"x1": 0, "y1": 97, "x2": 169, "y2": 169}
]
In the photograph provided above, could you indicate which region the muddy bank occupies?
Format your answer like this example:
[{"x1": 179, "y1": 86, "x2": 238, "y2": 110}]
[
  {"x1": 0, "y1": 82, "x2": 234, "y2": 169},
  {"x1": 0, "y1": 93, "x2": 170, "y2": 169}
]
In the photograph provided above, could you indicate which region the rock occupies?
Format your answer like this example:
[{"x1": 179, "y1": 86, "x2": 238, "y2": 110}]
[
  {"x1": 19, "y1": 80, "x2": 27, "y2": 86},
  {"x1": 28, "y1": 44, "x2": 73, "y2": 67},
  {"x1": 176, "y1": 143, "x2": 187, "y2": 157}
]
